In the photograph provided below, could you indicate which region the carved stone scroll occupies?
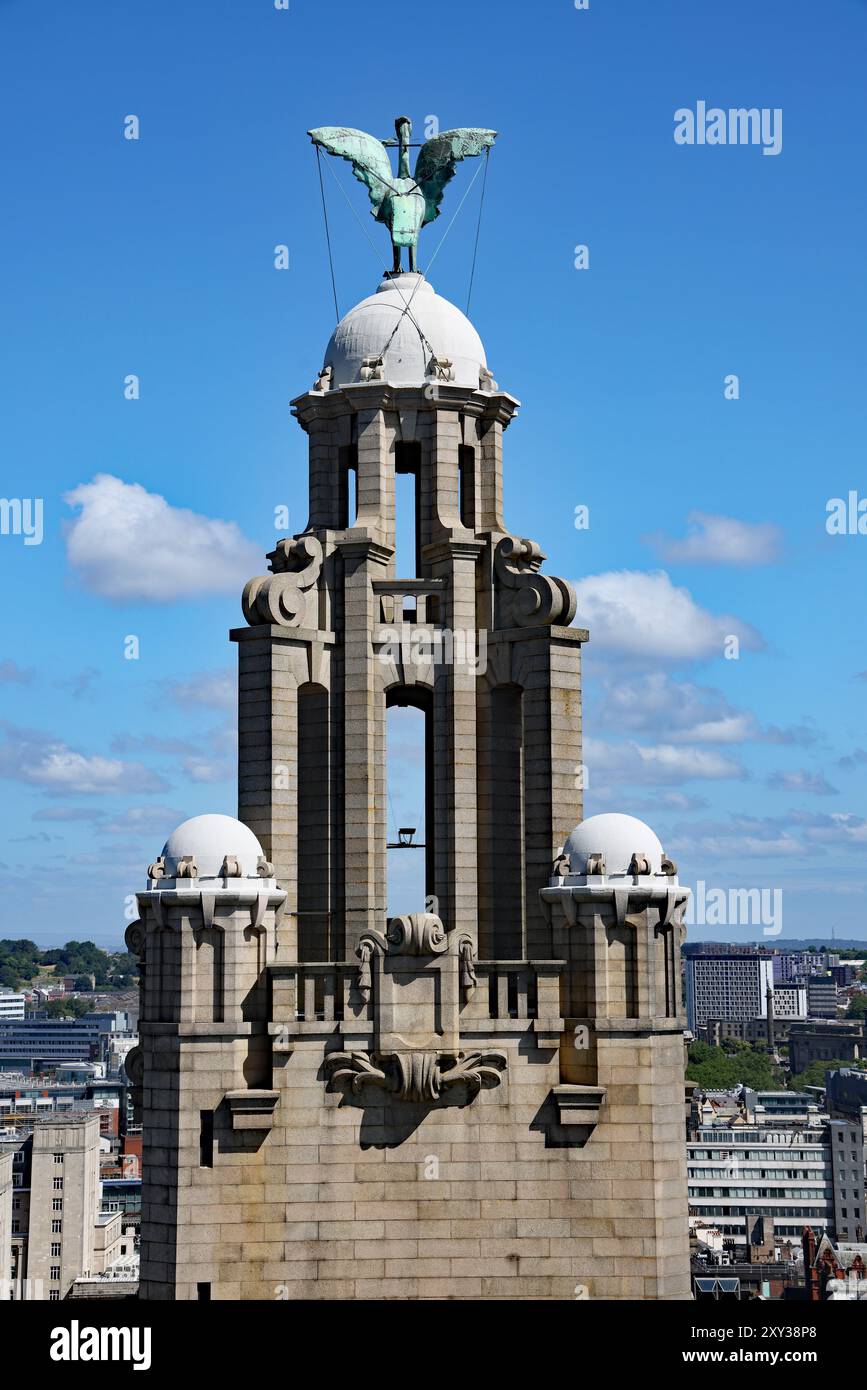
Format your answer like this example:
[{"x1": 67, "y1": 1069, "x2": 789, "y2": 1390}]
[
  {"x1": 242, "y1": 535, "x2": 323, "y2": 628},
  {"x1": 494, "y1": 536, "x2": 577, "y2": 629}
]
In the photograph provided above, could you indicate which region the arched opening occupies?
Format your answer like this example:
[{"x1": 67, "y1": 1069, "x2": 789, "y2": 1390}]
[
  {"x1": 385, "y1": 686, "x2": 433, "y2": 917},
  {"x1": 394, "y1": 441, "x2": 421, "y2": 578}
]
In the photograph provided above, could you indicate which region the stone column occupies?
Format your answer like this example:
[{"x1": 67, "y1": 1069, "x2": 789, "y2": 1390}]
[{"x1": 342, "y1": 539, "x2": 391, "y2": 954}]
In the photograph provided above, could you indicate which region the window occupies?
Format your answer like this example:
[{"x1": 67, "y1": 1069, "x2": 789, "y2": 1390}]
[
  {"x1": 199, "y1": 1110, "x2": 214, "y2": 1169},
  {"x1": 53, "y1": 1153, "x2": 64, "y2": 1165},
  {"x1": 52, "y1": 1199, "x2": 62, "y2": 1212},
  {"x1": 53, "y1": 1177, "x2": 63, "y2": 1190},
  {"x1": 51, "y1": 1219, "x2": 62, "y2": 1234},
  {"x1": 50, "y1": 1265, "x2": 60, "y2": 1280},
  {"x1": 49, "y1": 1291, "x2": 59, "y2": 1302},
  {"x1": 51, "y1": 1242, "x2": 61, "y2": 1257},
  {"x1": 197, "y1": 1282, "x2": 211, "y2": 1301}
]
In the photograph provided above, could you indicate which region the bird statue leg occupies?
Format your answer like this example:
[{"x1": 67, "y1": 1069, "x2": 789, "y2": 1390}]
[
  {"x1": 392, "y1": 242, "x2": 401, "y2": 274},
  {"x1": 408, "y1": 245, "x2": 417, "y2": 272}
]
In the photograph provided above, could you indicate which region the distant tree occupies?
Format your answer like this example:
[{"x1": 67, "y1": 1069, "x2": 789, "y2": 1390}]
[
  {"x1": 41, "y1": 940, "x2": 110, "y2": 985},
  {"x1": 107, "y1": 952, "x2": 139, "y2": 987},
  {"x1": 686, "y1": 1041, "x2": 782, "y2": 1090},
  {"x1": 0, "y1": 939, "x2": 42, "y2": 989},
  {"x1": 788, "y1": 1057, "x2": 867, "y2": 1090},
  {"x1": 846, "y1": 994, "x2": 867, "y2": 1020},
  {"x1": 45, "y1": 997, "x2": 91, "y2": 1019}
]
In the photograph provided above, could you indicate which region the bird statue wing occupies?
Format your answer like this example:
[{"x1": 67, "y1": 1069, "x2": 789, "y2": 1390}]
[
  {"x1": 413, "y1": 128, "x2": 496, "y2": 226},
  {"x1": 308, "y1": 126, "x2": 395, "y2": 216}
]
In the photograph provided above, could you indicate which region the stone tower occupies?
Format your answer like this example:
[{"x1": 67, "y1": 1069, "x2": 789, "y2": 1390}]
[{"x1": 130, "y1": 268, "x2": 691, "y2": 1301}]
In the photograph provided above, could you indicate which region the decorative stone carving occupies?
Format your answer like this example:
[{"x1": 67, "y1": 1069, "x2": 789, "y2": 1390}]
[
  {"x1": 585, "y1": 853, "x2": 605, "y2": 876},
  {"x1": 660, "y1": 855, "x2": 678, "y2": 877},
  {"x1": 354, "y1": 912, "x2": 448, "y2": 997},
  {"x1": 313, "y1": 364, "x2": 332, "y2": 392},
  {"x1": 221, "y1": 855, "x2": 242, "y2": 878},
  {"x1": 176, "y1": 856, "x2": 198, "y2": 879},
  {"x1": 325, "y1": 1047, "x2": 507, "y2": 1104},
  {"x1": 385, "y1": 912, "x2": 448, "y2": 956},
  {"x1": 494, "y1": 536, "x2": 577, "y2": 629},
  {"x1": 479, "y1": 366, "x2": 498, "y2": 391},
  {"x1": 242, "y1": 535, "x2": 323, "y2": 629},
  {"x1": 458, "y1": 935, "x2": 477, "y2": 999},
  {"x1": 427, "y1": 354, "x2": 454, "y2": 381},
  {"x1": 147, "y1": 856, "x2": 165, "y2": 881},
  {"x1": 124, "y1": 920, "x2": 145, "y2": 958},
  {"x1": 328, "y1": 916, "x2": 502, "y2": 1105},
  {"x1": 360, "y1": 355, "x2": 384, "y2": 381},
  {"x1": 124, "y1": 1045, "x2": 144, "y2": 1088},
  {"x1": 256, "y1": 855, "x2": 275, "y2": 878},
  {"x1": 629, "y1": 852, "x2": 651, "y2": 876}
]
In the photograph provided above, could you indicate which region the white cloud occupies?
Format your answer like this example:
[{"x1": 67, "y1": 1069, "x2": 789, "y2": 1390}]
[
  {"x1": 591, "y1": 671, "x2": 759, "y2": 743},
  {"x1": 0, "y1": 722, "x2": 168, "y2": 795},
  {"x1": 103, "y1": 805, "x2": 186, "y2": 837},
  {"x1": 789, "y1": 810, "x2": 867, "y2": 844},
  {"x1": 767, "y1": 769, "x2": 838, "y2": 797},
  {"x1": 574, "y1": 570, "x2": 761, "y2": 661},
  {"x1": 162, "y1": 668, "x2": 236, "y2": 710},
  {"x1": 64, "y1": 474, "x2": 261, "y2": 602},
  {"x1": 585, "y1": 735, "x2": 746, "y2": 786},
  {"x1": 646, "y1": 511, "x2": 783, "y2": 566}
]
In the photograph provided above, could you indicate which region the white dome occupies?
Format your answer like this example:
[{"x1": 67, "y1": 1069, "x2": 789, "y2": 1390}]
[
  {"x1": 563, "y1": 813, "x2": 665, "y2": 878},
  {"x1": 160, "y1": 814, "x2": 265, "y2": 880},
  {"x1": 323, "y1": 274, "x2": 486, "y2": 388}
]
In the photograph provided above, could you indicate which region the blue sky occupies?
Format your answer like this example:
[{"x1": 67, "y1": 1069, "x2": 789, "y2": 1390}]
[{"x1": 0, "y1": 0, "x2": 865, "y2": 947}]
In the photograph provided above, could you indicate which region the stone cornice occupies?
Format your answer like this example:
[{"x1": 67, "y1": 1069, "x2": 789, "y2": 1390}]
[
  {"x1": 229, "y1": 624, "x2": 336, "y2": 645},
  {"x1": 291, "y1": 383, "x2": 520, "y2": 431}
]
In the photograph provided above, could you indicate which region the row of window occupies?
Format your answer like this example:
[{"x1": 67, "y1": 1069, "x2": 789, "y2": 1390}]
[
  {"x1": 691, "y1": 1188, "x2": 827, "y2": 1200},
  {"x1": 692, "y1": 1204, "x2": 830, "y2": 1218},
  {"x1": 690, "y1": 1169, "x2": 823, "y2": 1181}
]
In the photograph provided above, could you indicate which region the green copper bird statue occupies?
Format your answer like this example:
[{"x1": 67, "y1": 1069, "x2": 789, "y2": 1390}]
[{"x1": 309, "y1": 116, "x2": 496, "y2": 273}]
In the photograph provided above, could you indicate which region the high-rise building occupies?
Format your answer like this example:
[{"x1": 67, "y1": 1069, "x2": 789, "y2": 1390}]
[
  {"x1": 685, "y1": 953, "x2": 775, "y2": 1033},
  {"x1": 0, "y1": 1114, "x2": 131, "y2": 1300},
  {"x1": 0, "y1": 1012, "x2": 134, "y2": 1070},
  {"x1": 687, "y1": 1125, "x2": 834, "y2": 1242},
  {"x1": 0, "y1": 993, "x2": 25, "y2": 1021},
  {"x1": 128, "y1": 116, "x2": 693, "y2": 1302},
  {"x1": 826, "y1": 1069, "x2": 867, "y2": 1243},
  {"x1": 807, "y1": 975, "x2": 838, "y2": 1020},
  {"x1": 0, "y1": 1151, "x2": 11, "y2": 1294}
]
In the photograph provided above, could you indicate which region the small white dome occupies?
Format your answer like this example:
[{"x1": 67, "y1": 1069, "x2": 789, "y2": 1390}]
[
  {"x1": 161, "y1": 814, "x2": 265, "y2": 880},
  {"x1": 563, "y1": 812, "x2": 665, "y2": 878},
  {"x1": 323, "y1": 274, "x2": 486, "y2": 388}
]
